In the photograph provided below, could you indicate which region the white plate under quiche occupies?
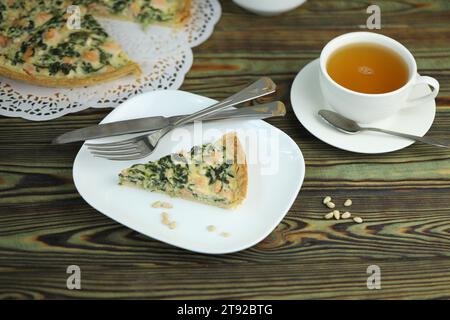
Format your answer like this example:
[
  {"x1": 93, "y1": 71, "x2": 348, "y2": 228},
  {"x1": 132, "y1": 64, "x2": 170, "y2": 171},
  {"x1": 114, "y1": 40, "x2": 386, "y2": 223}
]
[{"x1": 73, "y1": 90, "x2": 305, "y2": 254}]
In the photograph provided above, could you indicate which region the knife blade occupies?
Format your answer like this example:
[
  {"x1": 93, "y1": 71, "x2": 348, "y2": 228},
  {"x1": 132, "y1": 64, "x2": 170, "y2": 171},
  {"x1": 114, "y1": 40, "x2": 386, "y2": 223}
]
[
  {"x1": 53, "y1": 116, "x2": 169, "y2": 144},
  {"x1": 52, "y1": 101, "x2": 286, "y2": 144}
]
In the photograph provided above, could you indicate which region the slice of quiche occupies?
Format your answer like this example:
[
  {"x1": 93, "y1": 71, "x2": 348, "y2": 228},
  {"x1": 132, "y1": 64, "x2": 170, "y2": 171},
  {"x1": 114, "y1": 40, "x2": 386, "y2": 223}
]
[
  {"x1": 81, "y1": 0, "x2": 191, "y2": 27},
  {"x1": 119, "y1": 133, "x2": 248, "y2": 209},
  {"x1": 0, "y1": 1, "x2": 141, "y2": 87}
]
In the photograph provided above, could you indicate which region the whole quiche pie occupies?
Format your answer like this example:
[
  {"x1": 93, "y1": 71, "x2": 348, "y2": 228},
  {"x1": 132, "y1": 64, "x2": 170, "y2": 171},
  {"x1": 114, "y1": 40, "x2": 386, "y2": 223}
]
[{"x1": 0, "y1": 0, "x2": 191, "y2": 87}]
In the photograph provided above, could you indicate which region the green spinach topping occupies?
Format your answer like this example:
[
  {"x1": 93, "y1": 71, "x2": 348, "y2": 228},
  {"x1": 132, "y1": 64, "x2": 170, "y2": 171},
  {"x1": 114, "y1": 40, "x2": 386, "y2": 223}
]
[
  {"x1": 205, "y1": 163, "x2": 233, "y2": 186},
  {"x1": 111, "y1": 0, "x2": 131, "y2": 13},
  {"x1": 119, "y1": 142, "x2": 235, "y2": 197},
  {"x1": 0, "y1": 2, "x2": 6, "y2": 25}
]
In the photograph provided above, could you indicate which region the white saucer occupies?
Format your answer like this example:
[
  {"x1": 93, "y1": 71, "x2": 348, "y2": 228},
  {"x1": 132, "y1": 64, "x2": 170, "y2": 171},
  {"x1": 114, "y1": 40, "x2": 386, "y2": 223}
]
[{"x1": 290, "y1": 59, "x2": 436, "y2": 154}]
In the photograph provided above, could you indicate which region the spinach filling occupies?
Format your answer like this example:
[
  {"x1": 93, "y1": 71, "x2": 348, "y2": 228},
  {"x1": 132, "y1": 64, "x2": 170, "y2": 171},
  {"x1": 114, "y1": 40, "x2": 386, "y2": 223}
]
[
  {"x1": 48, "y1": 62, "x2": 75, "y2": 75},
  {"x1": 72, "y1": 0, "x2": 175, "y2": 23},
  {"x1": 0, "y1": 2, "x2": 7, "y2": 26},
  {"x1": 6, "y1": 20, "x2": 35, "y2": 38},
  {"x1": 81, "y1": 14, "x2": 108, "y2": 38},
  {"x1": 111, "y1": 0, "x2": 132, "y2": 13},
  {"x1": 205, "y1": 163, "x2": 233, "y2": 186},
  {"x1": 1, "y1": 0, "x2": 176, "y2": 77},
  {"x1": 119, "y1": 143, "x2": 235, "y2": 199},
  {"x1": 123, "y1": 154, "x2": 191, "y2": 192},
  {"x1": 0, "y1": 2, "x2": 5, "y2": 13},
  {"x1": 139, "y1": 0, "x2": 176, "y2": 24},
  {"x1": 80, "y1": 61, "x2": 103, "y2": 74},
  {"x1": 4, "y1": 7, "x2": 116, "y2": 76}
]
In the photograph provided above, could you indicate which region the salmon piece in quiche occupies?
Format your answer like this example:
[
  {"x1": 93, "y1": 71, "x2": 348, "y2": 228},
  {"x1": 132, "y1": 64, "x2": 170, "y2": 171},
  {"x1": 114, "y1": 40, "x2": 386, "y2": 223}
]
[{"x1": 119, "y1": 133, "x2": 248, "y2": 209}]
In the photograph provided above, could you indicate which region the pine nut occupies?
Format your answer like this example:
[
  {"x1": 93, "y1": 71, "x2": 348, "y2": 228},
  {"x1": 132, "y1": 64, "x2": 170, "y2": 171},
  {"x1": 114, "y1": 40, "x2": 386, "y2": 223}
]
[
  {"x1": 326, "y1": 202, "x2": 336, "y2": 209},
  {"x1": 344, "y1": 199, "x2": 352, "y2": 207},
  {"x1": 324, "y1": 212, "x2": 334, "y2": 220},
  {"x1": 161, "y1": 212, "x2": 170, "y2": 225},
  {"x1": 161, "y1": 202, "x2": 173, "y2": 209},
  {"x1": 220, "y1": 232, "x2": 231, "y2": 238},
  {"x1": 323, "y1": 196, "x2": 332, "y2": 204},
  {"x1": 169, "y1": 221, "x2": 177, "y2": 229},
  {"x1": 152, "y1": 201, "x2": 162, "y2": 208},
  {"x1": 207, "y1": 225, "x2": 216, "y2": 232},
  {"x1": 333, "y1": 210, "x2": 340, "y2": 220},
  {"x1": 353, "y1": 217, "x2": 363, "y2": 224},
  {"x1": 341, "y1": 211, "x2": 351, "y2": 219}
]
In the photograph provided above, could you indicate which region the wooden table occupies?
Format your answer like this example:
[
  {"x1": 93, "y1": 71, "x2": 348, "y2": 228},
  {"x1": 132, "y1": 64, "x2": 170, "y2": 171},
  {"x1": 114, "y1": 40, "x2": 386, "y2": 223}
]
[{"x1": 1, "y1": 0, "x2": 449, "y2": 299}]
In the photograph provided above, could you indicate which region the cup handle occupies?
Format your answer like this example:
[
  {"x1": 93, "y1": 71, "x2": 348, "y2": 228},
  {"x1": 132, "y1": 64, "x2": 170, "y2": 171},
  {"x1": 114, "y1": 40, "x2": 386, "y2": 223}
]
[{"x1": 405, "y1": 75, "x2": 439, "y2": 108}]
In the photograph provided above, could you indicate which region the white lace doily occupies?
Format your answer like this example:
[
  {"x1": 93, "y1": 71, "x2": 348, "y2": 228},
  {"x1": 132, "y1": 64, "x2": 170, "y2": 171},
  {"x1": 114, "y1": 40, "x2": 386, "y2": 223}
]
[{"x1": 0, "y1": 0, "x2": 221, "y2": 121}]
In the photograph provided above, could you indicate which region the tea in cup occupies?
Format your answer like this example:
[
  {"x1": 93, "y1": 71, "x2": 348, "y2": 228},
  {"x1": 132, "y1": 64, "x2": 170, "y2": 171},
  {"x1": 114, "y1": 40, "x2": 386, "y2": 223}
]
[{"x1": 319, "y1": 32, "x2": 439, "y2": 124}]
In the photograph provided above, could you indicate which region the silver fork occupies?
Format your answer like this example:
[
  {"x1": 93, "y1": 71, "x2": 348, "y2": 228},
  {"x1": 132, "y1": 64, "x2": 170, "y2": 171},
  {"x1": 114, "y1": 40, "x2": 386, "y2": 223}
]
[
  {"x1": 87, "y1": 100, "x2": 284, "y2": 160},
  {"x1": 86, "y1": 77, "x2": 277, "y2": 161}
]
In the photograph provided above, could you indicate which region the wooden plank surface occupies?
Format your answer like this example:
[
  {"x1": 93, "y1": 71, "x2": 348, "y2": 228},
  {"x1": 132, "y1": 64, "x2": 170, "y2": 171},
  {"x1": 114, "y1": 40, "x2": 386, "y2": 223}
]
[{"x1": 1, "y1": 0, "x2": 450, "y2": 299}]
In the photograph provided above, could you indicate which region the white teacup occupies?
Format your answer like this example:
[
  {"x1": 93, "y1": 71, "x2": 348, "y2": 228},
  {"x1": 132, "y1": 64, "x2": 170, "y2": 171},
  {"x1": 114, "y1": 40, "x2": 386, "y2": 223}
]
[{"x1": 319, "y1": 32, "x2": 439, "y2": 124}]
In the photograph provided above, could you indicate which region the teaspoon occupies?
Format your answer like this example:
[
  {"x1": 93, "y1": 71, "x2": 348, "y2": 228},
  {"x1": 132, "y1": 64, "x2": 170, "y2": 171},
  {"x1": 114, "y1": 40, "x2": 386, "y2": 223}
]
[{"x1": 318, "y1": 110, "x2": 450, "y2": 149}]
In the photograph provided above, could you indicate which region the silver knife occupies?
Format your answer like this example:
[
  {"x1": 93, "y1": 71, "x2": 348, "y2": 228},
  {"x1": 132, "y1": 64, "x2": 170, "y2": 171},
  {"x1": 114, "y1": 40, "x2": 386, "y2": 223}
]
[{"x1": 53, "y1": 101, "x2": 286, "y2": 144}]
